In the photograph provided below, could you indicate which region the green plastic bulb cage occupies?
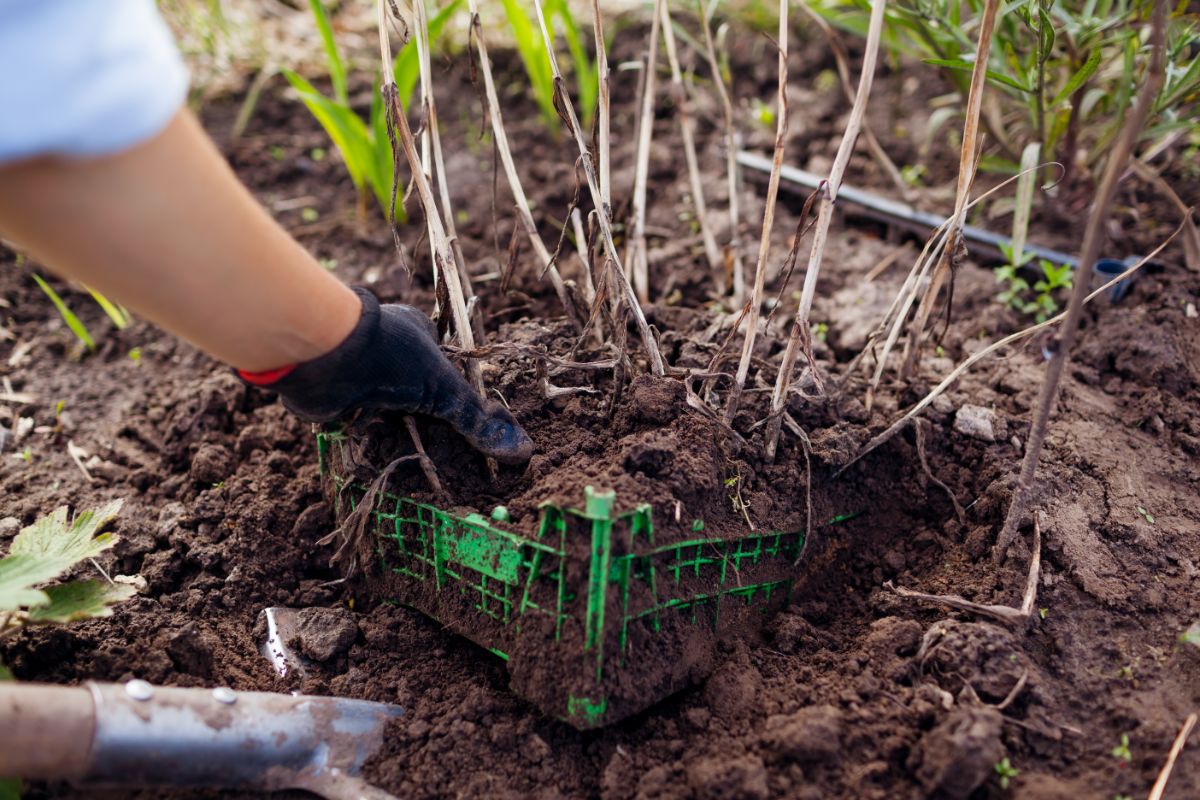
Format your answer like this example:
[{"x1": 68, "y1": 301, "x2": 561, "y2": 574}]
[{"x1": 317, "y1": 430, "x2": 805, "y2": 729}]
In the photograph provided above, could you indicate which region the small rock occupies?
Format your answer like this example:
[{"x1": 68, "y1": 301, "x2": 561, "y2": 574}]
[
  {"x1": 911, "y1": 707, "x2": 1004, "y2": 800},
  {"x1": 953, "y1": 405, "x2": 997, "y2": 442},
  {"x1": 687, "y1": 754, "x2": 769, "y2": 800},
  {"x1": 190, "y1": 443, "x2": 234, "y2": 484},
  {"x1": 291, "y1": 606, "x2": 358, "y2": 662},
  {"x1": 762, "y1": 704, "x2": 843, "y2": 761},
  {"x1": 1186, "y1": 302, "x2": 1197, "y2": 319},
  {"x1": 0, "y1": 516, "x2": 20, "y2": 538}
]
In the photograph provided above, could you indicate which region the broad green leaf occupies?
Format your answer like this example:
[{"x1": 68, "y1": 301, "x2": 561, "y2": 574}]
[
  {"x1": 0, "y1": 662, "x2": 12, "y2": 681},
  {"x1": 0, "y1": 500, "x2": 123, "y2": 613},
  {"x1": 1050, "y1": 48, "x2": 1102, "y2": 107},
  {"x1": 0, "y1": 777, "x2": 20, "y2": 800},
  {"x1": 31, "y1": 274, "x2": 94, "y2": 351},
  {"x1": 308, "y1": 0, "x2": 348, "y2": 105},
  {"x1": 26, "y1": 580, "x2": 136, "y2": 623}
]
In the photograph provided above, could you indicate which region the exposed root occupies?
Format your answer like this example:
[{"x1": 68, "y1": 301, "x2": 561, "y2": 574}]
[
  {"x1": 885, "y1": 513, "x2": 1042, "y2": 627},
  {"x1": 404, "y1": 416, "x2": 444, "y2": 495},
  {"x1": 911, "y1": 418, "x2": 966, "y2": 525}
]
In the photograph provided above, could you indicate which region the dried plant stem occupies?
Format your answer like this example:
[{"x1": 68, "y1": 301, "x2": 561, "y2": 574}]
[
  {"x1": 628, "y1": 0, "x2": 664, "y2": 304},
  {"x1": 887, "y1": 512, "x2": 1041, "y2": 626},
  {"x1": 993, "y1": 0, "x2": 1168, "y2": 562},
  {"x1": 698, "y1": 1, "x2": 744, "y2": 301},
  {"x1": 589, "y1": 0, "x2": 621, "y2": 321},
  {"x1": 1148, "y1": 713, "x2": 1198, "y2": 800},
  {"x1": 900, "y1": 0, "x2": 999, "y2": 378},
  {"x1": 376, "y1": 0, "x2": 481, "y2": 395},
  {"x1": 856, "y1": 162, "x2": 1050, "y2": 409},
  {"x1": 404, "y1": 416, "x2": 444, "y2": 495},
  {"x1": 794, "y1": 0, "x2": 909, "y2": 200},
  {"x1": 464, "y1": 0, "x2": 579, "y2": 329},
  {"x1": 411, "y1": 0, "x2": 478, "y2": 334},
  {"x1": 762, "y1": 0, "x2": 886, "y2": 458},
  {"x1": 531, "y1": 0, "x2": 665, "y2": 376},
  {"x1": 661, "y1": 0, "x2": 722, "y2": 278},
  {"x1": 840, "y1": 226, "x2": 1180, "y2": 475},
  {"x1": 724, "y1": 0, "x2": 789, "y2": 424}
]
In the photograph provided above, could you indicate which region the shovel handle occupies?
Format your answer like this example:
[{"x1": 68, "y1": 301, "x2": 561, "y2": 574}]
[{"x1": 0, "y1": 683, "x2": 95, "y2": 779}]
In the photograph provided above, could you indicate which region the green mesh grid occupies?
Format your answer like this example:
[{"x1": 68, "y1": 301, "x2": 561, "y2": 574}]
[{"x1": 317, "y1": 430, "x2": 804, "y2": 727}]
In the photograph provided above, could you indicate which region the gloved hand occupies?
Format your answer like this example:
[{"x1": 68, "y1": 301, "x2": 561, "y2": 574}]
[{"x1": 236, "y1": 287, "x2": 533, "y2": 464}]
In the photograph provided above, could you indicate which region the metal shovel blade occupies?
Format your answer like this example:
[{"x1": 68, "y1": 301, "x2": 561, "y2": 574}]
[{"x1": 80, "y1": 681, "x2": 402, "y2": 800}]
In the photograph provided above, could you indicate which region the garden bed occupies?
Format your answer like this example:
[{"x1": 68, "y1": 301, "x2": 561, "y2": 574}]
[{"x1": 3, "y1": 27, "x2": 1200, "y2": 800}]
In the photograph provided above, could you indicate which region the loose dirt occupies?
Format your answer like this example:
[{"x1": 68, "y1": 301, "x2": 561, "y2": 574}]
[{"x1": 3, "y1": 25, "x2": 1199, "y2": 800}]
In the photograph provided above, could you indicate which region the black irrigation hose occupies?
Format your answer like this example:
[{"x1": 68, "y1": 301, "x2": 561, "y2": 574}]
[{"x1": 737, "y1": 150, "x2": 1081, "y2": 269}]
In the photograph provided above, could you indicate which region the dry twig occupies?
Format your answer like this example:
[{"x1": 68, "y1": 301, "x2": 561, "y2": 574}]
[
  {"x1": 900, "y1": 0, "x2": 1000, "y2": 378},
  {"x1": 886, "y1": 512, "x2": 1042, "y2": 626},
  {"x1": 628, "y1": 0, "x2": 665, "y2": 304},
  {"x1": 660, "y1": 0, "x2": 722, "y2": 278},
  {"x1": 994, "y1": 0, "x2": 1168, "y2": 562},
  {"x1": 839, "y1": 228, "x2": 1180, "y2": 474},
  {"x1": 725, "y1": 0, "x2": 790, "y2": 424},
  {"x1": 531, "y1": 0, "x2": 665, "y2": 375},
  {"x1": 404, "y1": 416, "x2": 444, "y2": 495},
  {"x1": 763, "y1": 0, "x2": 887, "y2": 459},
  {"x1": 697, "y1": 1, "x2": 745, "y2": 301},
  {"x1": 1148, "y1": 713, "x2": 1198, "y2": 800},
  {"x1": 465, "y1": 0, "x2": 580, "y2": 328}
]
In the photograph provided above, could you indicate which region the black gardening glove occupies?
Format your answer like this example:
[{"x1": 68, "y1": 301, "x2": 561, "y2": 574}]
[{"x1": 236, "y1": 287, "x2": 533, "y2": 464}]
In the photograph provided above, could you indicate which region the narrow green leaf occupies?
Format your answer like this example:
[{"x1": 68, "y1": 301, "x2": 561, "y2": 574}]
[
  {"x1": 308, "y1": 0, "x2": 348, "y2": 105},
  {"x1": 26, "y1": 580, "x2": 136, "y2": 623},
  {"x1": 1050, "y1": 48, "x2": 1102, "y2": 107},
  {"x1": 283, "y1": 70, "x2": 373, "y2": 191},
  {"x1": 85, "y1": 287, "x2": 131, "y2": 330},
  {"x1": 921, "y1": 58, "x2": 1034, "y2": 93},
  {"x1": 31, "y1": 274, "x2": 94, "y2": 351}
]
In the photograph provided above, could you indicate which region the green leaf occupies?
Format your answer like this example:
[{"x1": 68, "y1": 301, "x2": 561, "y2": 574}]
[
  {"x1": 26, "y1": 580, "x2": 136, "y2": 623},
  {"x1": 85, "y1": 287, "x2": 131, "y2": 330},
  {"x1": 922, "y1": 58, "x2": 1033, "y2": 93},
  {"x1": 394, "y1": 0, "x2": 463, "y2": 110},
  {"x1": 0, "y1": 500, "x2": 124, "y2": 613},
  {"x1": 31, "y1": 274, "x2": 95, "y2": 351},
  {"x1": 0, "y1": 662, "x2": 12, "y2": 681},
  {"x1": 0, "y1": 777, "x2": 20, "y2": 800},
  {"x1": 283, "y1": 70, "x2": 374, "y2": 191},
  {"x1": 308, "y1": 0, "x2": 348, "y2": 105},
  {"x1": 1050, "y1": 48, "x2": 1102, "y2": 107}
]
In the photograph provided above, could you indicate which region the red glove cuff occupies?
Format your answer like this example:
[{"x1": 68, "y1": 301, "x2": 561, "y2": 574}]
[{"x1": 236, "y1": 364, "x2": 297, "y2": 386}]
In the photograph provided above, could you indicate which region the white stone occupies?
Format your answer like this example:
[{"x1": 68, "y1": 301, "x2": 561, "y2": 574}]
[{"x1": 954, "y1": 404, "x2": 997, "y2": 442}]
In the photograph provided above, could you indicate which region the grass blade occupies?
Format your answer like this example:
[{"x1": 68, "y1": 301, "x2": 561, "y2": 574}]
[{"x1": 31, "y1": 274, "x2": 94, "y2": 351}]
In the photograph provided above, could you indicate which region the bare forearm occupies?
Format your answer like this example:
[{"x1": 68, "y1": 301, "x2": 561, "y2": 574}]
[{"x1": 0, "y1": 109, "x2": 358, "y2": 371}]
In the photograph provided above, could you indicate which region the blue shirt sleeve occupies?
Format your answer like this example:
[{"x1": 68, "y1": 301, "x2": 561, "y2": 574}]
[{"x1": 0, "y1": 0, "x2": 189, "y2": 163}]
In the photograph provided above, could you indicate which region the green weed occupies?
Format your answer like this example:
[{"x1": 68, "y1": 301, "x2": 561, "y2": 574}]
[
  {"x1": 995, "y1": 258, "x2": 1071, "y2": 321},
  {"x1": 284, "y1": 0, "x2": 462, "y2": 222},
  {"x1": 994, "y1": 757, "x2": 1019, "y2": 790},
  {"x1": 498, "y1": 0, "x2": 597, "y2": 133},
  {"x1": 1111, "y1": 733, "x2": 1132, "y2": 765},
  {"x1": 31, "y1": 274, "x2": 94, "y2": 351},
  {"x1": 810, "y1": 0, "x2": 1200, "y2": 183},
  {"x1": 0, "y1": 501, "x2": 135, "y2": 649}
]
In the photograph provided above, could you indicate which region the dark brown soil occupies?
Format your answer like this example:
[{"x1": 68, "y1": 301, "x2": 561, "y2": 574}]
[{"x1": 3, "y1": 23, "x2": 1199, "y2": 800}]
